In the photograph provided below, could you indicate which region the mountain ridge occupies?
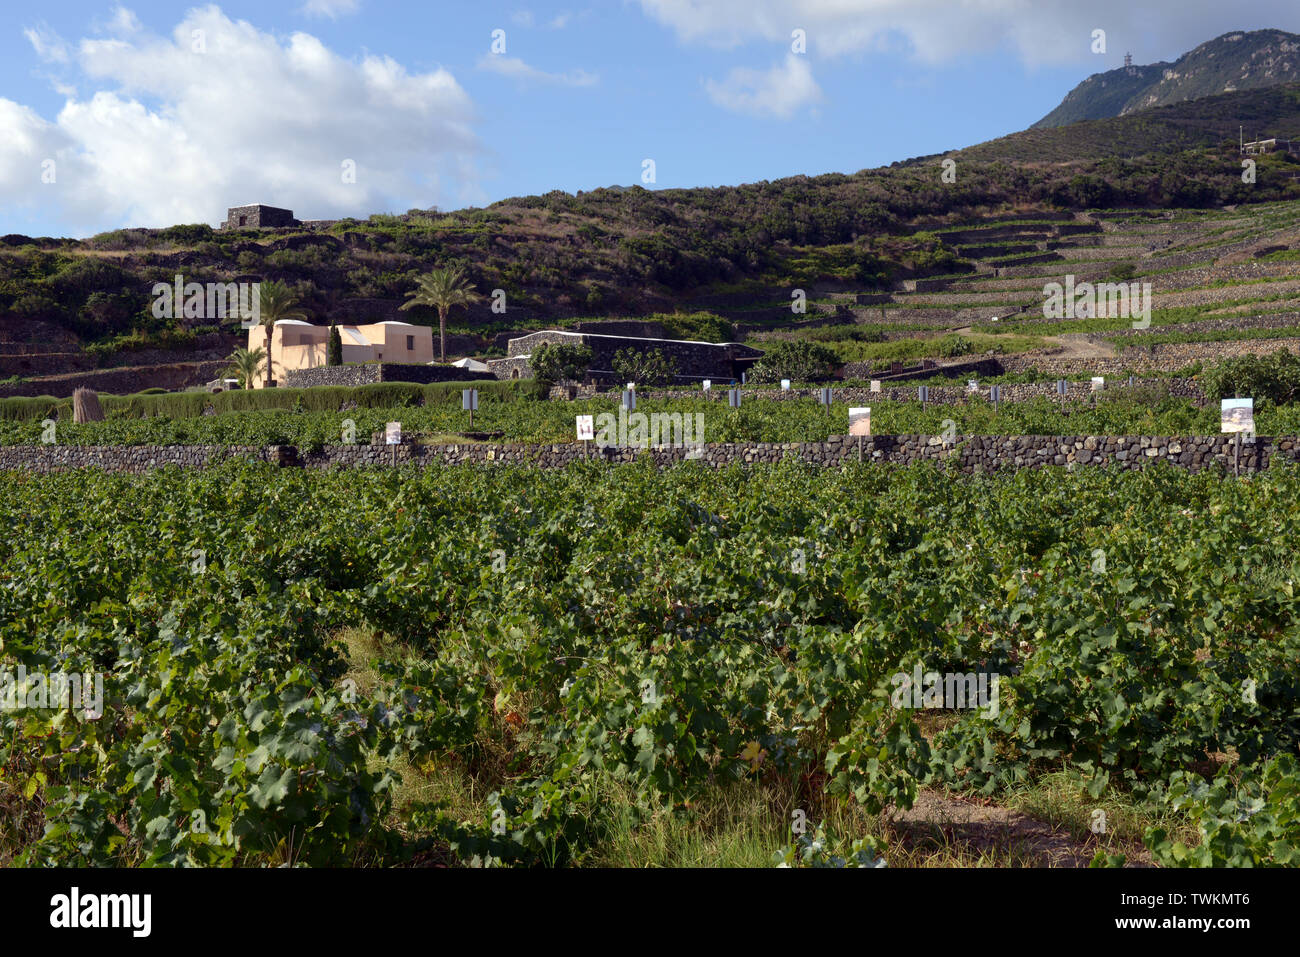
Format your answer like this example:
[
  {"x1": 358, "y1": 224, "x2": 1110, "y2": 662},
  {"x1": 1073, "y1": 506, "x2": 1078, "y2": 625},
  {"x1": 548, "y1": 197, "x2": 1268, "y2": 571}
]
[{"x1": 1034, "y1": 29, "x2": 1300, "y2": 129}]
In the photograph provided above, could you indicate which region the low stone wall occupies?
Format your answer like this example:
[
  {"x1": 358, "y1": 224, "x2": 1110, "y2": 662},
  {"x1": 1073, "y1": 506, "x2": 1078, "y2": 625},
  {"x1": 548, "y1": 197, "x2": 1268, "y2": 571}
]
[
  {"x1": 0, "y1": 361, "x2": 228, "y2": 399},
  {"x1": 284, "y1": 363, "x2": 487, "y2": 389},
  {"x1": 902, "y1": 277, "x2": 955, "y2": 293},
  {"x1": 0, "y1": 445, "x2": 279, "y2": 472},
  {"x1": 988, "y1": 252, "x2": 1062, "y2": 268},
  {"x1": 837, "y1": 357, "x2": 1005, "y2": 382},
  {"x1": 3, "y1": 435, "x2": 1287, "y2": 475},
  {"x1": 546, "y1": 375, "x2": 1203, "y2": 405},
  {"x1": 1003, "y1": 340, "x2": 1300, "y2": 376}
]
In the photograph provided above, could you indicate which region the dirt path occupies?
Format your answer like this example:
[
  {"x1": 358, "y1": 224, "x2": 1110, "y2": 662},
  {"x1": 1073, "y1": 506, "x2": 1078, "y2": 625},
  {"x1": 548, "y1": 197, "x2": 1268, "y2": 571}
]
[
  {"x1": 952, "y1": 326, "x2": 1117, "y2": 360},
  {"x1": 887, "y1": 789, "x2": 1153, "y2": 867},
  {"x1": 1040, "y1": 333, "x2": 1117, "y2": 359}
]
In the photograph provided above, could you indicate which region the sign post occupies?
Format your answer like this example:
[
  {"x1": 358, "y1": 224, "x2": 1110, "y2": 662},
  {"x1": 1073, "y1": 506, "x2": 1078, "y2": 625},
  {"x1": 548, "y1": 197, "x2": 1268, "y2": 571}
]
[
  {"x1": 728, "y1": 388, "x2": 741, "y2": 409},
  {"x1": 819, "y1": 387, "x2": 833, "y2": 414},
  {"x1": 989, "y1": 384, "x2": 1002, "y2": 413},
  {"x1": 918, "y1": 385, "x2": 930, "y2": 408},
  {"x1": 576, "y1": 414, "x2": 595, "y2": 461},
  {"x1": 1221, "y1": 398, "x2": 1255, "y2": 477},
  {"x1": 849, "y1": 407, "x2": 871, "y2": 462},
  {"x1": 462, "y1": 388, "x2": 478, "y2": 429},
  {"x1": 386, "y1": 421, "x2": 401, "y2": 467},
  {"x1": 1057, "y1": 379, "x2": 1068, "y2": 412}
]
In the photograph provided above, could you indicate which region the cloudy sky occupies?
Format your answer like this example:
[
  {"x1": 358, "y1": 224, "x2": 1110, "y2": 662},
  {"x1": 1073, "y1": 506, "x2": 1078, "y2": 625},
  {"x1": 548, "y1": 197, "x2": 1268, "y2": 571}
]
[{"x1": 1, "y1": 0, "x2": 1297, "y2": 237}]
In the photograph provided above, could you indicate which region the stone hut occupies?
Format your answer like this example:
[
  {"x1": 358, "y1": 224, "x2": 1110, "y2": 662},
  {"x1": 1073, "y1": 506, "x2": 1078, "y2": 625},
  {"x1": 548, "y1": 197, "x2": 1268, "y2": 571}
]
[{"x1": 222, "y1": 204, "x2": 299, "y2": 230}]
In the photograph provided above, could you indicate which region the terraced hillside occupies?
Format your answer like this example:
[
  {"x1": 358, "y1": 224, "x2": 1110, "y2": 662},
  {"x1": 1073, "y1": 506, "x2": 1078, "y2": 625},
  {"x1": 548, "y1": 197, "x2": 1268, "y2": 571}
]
[{"x1": 740, "y1": 201, "x2": 1300, "y2": 380}]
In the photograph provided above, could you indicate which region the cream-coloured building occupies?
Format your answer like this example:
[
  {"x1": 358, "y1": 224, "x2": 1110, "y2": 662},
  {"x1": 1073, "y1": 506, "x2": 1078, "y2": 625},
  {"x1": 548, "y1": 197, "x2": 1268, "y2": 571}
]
[{"x1": 246, "y1": 320, "x2": 435, "y2": 387}]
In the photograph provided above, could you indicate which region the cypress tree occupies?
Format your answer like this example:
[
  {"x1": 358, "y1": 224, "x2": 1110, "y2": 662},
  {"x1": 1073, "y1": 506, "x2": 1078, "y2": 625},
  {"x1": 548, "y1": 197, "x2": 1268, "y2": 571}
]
[{"x1": 328, "y1": 325, "x2": 343, "y2": 366}]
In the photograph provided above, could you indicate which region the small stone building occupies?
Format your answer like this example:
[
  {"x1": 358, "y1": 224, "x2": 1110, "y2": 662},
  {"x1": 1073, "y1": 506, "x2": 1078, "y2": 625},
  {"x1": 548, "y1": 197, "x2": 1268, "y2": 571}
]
[
  {"x1": 487, "y1": 330, "x2": 764, "y2": 384},
  {"x1": 222, "y1": 204, "x2": 299, "y2": 230}
]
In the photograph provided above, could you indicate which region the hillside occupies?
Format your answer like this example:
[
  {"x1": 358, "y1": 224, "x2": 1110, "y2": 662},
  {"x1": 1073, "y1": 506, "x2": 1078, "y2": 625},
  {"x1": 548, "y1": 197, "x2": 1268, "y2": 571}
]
[
  {"x1": 1034, "y1": 30, "x2": 1300, "y2": 129},
  {"x1": 959, "y1": 83, "x2": 1300, "y2": 163},
  {"x1": 2, "y1": 82, "x2": 1300, "y2": 395}
]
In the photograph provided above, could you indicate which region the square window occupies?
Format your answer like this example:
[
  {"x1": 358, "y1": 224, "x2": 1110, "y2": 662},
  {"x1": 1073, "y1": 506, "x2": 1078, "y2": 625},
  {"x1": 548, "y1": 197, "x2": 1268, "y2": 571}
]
[{"x1": 407, "y1": 335, "x2": 414, "y2": 350}]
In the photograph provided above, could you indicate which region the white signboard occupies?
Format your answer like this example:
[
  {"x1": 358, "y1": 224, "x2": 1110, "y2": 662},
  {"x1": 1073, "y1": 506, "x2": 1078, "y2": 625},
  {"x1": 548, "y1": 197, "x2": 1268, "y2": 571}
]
[
  {"x1": 575, "y1": 415, "x2": 595, "y2": 442},
  {"x1": 702, "y1": 379, "x2": 711, "y2": 391},
  {"x1": 967, "y1": 380, "x2": 979, "y2": 393},
  {"x1": 1091, "y1": 377, "x2": 1105, "y2": 392},
  {"x1": 781, "y1": 379, "x2": 791, "y2": 391},
  {"x1": 626, "y1": 382, "x2": 636, "y2": 391},
  {"x1": 385, "y1": 422, "x2": 402, "y2": 446},
  {"x1": 848, "y1": 407, "x2": 872, "y2": 437},
  {"x1": 1221, "y1": 398, "x2": 1254, "y2": 435},
  {"x1": 870, "y1": 380, "x2": 882, "y2": 393}
]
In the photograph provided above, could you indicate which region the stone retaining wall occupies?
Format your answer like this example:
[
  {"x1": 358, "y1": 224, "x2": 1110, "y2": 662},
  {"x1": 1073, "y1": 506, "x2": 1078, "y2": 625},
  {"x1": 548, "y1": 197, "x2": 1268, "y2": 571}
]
[
  {"x1": 284, "y1": 363, "x2": 486, "y2": 389},
  {"x1": 1003, "y1": 339, "x2": 1300, "y2": 376},
  {"x1": 2, "y1": 435, "x2": 1286, "y2": 475},
  {"x1": 0, "y1": 361, "x2": 228, "y2": 399},
  {"x1": 538, "y1": 375, "x2": 1204, "y2": 405}
]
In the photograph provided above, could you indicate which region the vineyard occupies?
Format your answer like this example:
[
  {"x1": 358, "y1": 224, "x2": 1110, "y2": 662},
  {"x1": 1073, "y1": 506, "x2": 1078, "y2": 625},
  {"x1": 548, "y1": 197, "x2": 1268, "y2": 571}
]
[
  {"x1": 3, "y1": 459, "x2": 1297, "y2": 866},
  {"x1": 11, "y1": 390, "x2": 1300, "y2": 448}
]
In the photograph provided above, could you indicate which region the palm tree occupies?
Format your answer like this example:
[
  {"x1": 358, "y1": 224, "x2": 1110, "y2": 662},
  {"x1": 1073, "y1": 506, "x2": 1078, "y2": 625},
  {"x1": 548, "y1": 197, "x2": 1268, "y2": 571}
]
[
  {"x1": 225, "y1": 347, "x2": 266, "y2": 390},
  {"x1": 399, "y1": 265, "x2": 480, "y2": 362},
  {"x1": 255, "y1": 280, "x2": 309, "y2": 388}
]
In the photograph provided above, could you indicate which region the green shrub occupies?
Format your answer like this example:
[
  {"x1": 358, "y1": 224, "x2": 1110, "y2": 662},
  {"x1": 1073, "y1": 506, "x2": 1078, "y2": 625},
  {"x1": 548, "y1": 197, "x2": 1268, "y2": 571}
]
[
  {"x1": 936, "y1": 334, "x2": 974, "y2": 358},
  {"x1": 653, "y1": 311, "x2": 734, "y2": 343},
  {"x1": 532, "y1": 342, "x2": 594, "y2": 384},
  {"x1": 1201, "y1": 350, "x2": 1300, "y2": 405},
  {"x1": 748, "y1": 340, "x2": 839, "y2": 383},
  {"x1": 611, "y1": 348, "x2": 678, "y2": 387},
  {"x1": 0, "y1": 395, "x2": 65, "y2": 422}
]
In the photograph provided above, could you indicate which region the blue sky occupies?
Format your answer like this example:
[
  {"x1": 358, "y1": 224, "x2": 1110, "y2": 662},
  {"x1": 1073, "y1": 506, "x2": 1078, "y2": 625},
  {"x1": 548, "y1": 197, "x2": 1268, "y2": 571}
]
[{"x1": 1, "y1": 1, "x2": 1297, "y2": 237}]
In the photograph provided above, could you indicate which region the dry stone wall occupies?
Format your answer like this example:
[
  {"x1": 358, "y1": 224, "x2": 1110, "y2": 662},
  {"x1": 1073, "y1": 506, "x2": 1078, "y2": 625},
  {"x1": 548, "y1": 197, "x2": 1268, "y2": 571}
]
[
  {"x1": 284, "y1": 363, "x2": 486, "y2": 389},
  {"x1": 2, "y1": 435, "x2": 1289, "y2": 475}
]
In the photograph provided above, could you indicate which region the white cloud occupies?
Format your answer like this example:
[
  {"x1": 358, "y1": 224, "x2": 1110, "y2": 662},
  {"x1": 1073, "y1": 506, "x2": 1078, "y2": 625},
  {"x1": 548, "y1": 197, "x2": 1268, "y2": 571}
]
[
  {"x1": 0, "y1": 5, "x2": 481, "y2": 236},
  {"x1": 24, "y1": 24, "x2": 71, "y2": 63},
  {"x1": 477, "y1": 54, "x2": 598, "y2": 87},
  {"x1": 510, "y1": 9, "x2": 576, "y2": 30},
  {"x1": 104, "y1": 6, "x2": 143, "y2": 35},
  {"x1": 637, "y1": 0, "x2": 1300, "y2": 68},
  {"x1": 705, "y1": 54, "x2": 821, "y2": 119},
  {"x1": 299, "y1": 0, "x2": 360, "y2": 20}
]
